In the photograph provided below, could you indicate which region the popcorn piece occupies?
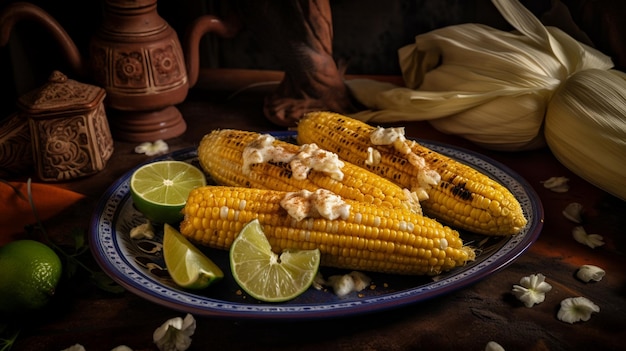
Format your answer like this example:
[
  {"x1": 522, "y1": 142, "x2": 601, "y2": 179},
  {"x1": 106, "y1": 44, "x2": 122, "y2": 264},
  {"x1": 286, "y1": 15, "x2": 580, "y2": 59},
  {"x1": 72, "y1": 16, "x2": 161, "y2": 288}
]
[
  {"x1": 562, "y1": 202, "x2": 583, "y2": 223},
  {"x1": 348, "y1": 271, "x2": 371, "y2": 292},
  {"x1": 319, "y1": 271, "x2": 372, "y2": 297},
  {"x1": 576, "y1": 265, "x2": 605, "y2": 283},
  {"x1": 512, "y1": 273, "x2": 552, "y2": 308},
  {"x1": 326, "y1": 274, "x2": 355, "y2": 297},
  {"x1": 135, "y1": 139, "x2": 169, "y2": 156},
  {"x1": 61, "y1": 345, "x2": 86, "y2": 351},
  {"x1": 130, "y1": 220, "x2": 155, "y2": 239},
  {"x1": 557, "y1": 297, "x2": 599, "y2": 324},
  {"x1": 153, "y1": 314, "x2": 196, "y2": 351},
  {"x1": 541, "y1": 176, "x2": 569, "y2": 192},
  {"x1": 485, "y1": 341, "x2": 505, "y2": 351},
  {"x1": 572, "y1": 226, "x2": 605, "y2": 248}
]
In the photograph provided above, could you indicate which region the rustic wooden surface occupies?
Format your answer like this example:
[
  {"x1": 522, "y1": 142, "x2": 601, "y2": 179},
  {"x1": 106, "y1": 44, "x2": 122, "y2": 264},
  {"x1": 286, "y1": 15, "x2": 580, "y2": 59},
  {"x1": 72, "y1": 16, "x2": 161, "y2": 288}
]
[{"x1": 6, "y1": 84, "x2": 625, "y2": 351}]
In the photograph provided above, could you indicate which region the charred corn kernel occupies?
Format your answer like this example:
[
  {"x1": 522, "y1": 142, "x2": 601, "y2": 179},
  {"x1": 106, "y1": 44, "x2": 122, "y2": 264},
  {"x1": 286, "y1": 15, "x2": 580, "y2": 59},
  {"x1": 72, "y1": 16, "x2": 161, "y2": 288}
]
[
  {"x1": 297, "y1": 111, "x2": 527, "y2": 236},
  {"x1": 180, "y1": 186, "x2": 475, "y2": 276},
  {"x1": 197, "y1": 129, "x2": 421, "y2": 214}
]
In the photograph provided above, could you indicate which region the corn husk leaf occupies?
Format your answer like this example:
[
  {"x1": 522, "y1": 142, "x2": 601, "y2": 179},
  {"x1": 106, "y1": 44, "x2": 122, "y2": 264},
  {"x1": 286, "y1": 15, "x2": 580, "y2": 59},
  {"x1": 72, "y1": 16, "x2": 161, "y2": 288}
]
[
  {"x1": 347, "y1": 0, "x2": 613, "y2": 151},
  {"x1": 545, "y1": 69, "x2": 626, "y2": 201}
]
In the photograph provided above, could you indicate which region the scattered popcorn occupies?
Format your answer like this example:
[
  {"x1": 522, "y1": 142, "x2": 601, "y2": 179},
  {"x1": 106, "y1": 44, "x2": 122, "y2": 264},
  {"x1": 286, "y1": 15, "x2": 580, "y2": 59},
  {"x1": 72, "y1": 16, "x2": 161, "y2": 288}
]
[
  {"x1": 576, "y1": 265, "x2": 605, "y2": 283},
  {"x1": 348, "y1": 271, "x2": 371, "y2": 292},
  {"x1": 512, "y1": 273, "x2": 552, "y2": 308},
  {"x1": 562, "y1": 202, "x2": 583, "y2": 223},
  {"x1": 135, "y1": 139, "x2": 169, "y2": 156},
  {"x1": 572, "y1": 226, "x2": 605, "y2": 248},
  {"x1": 326, "y1": 274, "x2": 355, "y2": 297},
  {"x1": 153, "y1": 314, "x2": 196, "y2": 351},
  {"x1": 130, "y1": 220, "x2": 155, "y2": 239},
  {"x1": 485, "y1": 341, "x2": 505, "y2": 351},
  {"x1": 557, "y1": 297, "x2": 599, "y2": 324},
  {"x1": 541, "y1": 176, "x2": 569, "y2": 192},
  {"x1": 315, "y1": 271, "x2": 372, "y2": 297}
]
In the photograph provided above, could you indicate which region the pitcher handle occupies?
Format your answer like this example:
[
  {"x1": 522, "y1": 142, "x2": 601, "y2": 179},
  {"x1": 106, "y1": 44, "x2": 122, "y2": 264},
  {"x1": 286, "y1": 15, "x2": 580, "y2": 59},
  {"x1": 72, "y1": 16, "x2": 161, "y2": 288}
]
[
  {"x1": 0, "y1": 1, "x2": 85, "y2": 77},
  {"x1": 184, "y1": 14, "x2": 240, "y2": 88}
]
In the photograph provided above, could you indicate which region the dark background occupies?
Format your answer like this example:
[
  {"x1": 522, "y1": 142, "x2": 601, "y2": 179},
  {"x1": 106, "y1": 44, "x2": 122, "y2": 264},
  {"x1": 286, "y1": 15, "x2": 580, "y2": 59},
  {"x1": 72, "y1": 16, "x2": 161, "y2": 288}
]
[{"x1": 0, "y1": 0, "x2": 624, "y2": 120}]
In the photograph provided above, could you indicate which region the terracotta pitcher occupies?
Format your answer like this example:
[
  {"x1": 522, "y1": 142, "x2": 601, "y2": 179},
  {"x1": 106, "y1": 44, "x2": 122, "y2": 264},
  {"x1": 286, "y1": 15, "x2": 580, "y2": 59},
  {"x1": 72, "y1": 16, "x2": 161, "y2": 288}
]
[{"x1": 0, "y1": 0, "x2": 238, "y2": 142}]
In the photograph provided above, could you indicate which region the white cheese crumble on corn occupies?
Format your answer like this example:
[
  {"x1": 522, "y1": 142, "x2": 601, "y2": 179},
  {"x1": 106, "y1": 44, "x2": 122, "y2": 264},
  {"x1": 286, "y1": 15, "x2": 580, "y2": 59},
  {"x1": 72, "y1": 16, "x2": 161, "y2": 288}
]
[
  {"x1": 370, "y1": 126, "x2": 440, "y2": 201},
  {"x1": 280, "y1": 189, "x2": 350, "y2": 221},
  {"x1": 243, "y1": 134, "x2": 344, "y2": 180}
]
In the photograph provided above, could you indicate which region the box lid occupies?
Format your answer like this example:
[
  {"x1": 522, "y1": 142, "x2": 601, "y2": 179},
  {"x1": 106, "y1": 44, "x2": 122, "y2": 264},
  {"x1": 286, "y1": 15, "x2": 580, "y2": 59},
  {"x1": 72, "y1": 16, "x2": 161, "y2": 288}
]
[{"x1": 17, "y1": 71, "x2": 106, "y2": 116}]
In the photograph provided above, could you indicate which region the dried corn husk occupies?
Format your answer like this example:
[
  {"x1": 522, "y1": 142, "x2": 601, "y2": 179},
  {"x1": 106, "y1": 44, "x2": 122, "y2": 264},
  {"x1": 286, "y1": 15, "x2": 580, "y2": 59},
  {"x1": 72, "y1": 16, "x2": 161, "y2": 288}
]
[
  {"x1": 346, "y1": 0, "x2": 613, "y2": 151},
  {"x1": 545, "y1": 69, "x2": 626, "y2": 201}
]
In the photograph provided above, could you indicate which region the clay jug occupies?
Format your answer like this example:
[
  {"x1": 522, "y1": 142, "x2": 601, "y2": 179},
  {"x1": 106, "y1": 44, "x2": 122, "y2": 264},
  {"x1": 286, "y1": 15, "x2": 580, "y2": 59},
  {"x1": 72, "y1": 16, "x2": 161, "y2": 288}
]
[{"x1": 0, "y1": 0, "x2": 237, "y2": 142}]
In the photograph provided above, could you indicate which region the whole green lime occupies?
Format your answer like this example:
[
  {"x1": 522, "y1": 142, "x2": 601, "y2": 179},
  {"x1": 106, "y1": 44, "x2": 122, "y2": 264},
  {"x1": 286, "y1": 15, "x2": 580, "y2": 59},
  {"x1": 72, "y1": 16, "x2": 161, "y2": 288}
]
[{"x1": 0, "y1": 240, "x2": 62, "y2": 313}]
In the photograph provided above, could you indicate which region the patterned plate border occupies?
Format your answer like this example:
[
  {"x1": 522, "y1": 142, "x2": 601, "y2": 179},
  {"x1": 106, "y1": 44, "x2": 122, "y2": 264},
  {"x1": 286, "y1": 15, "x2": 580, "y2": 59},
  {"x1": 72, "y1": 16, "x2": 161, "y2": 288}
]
[{"x1": 89, "y1": 132, "x2": 543, "y2": 320}]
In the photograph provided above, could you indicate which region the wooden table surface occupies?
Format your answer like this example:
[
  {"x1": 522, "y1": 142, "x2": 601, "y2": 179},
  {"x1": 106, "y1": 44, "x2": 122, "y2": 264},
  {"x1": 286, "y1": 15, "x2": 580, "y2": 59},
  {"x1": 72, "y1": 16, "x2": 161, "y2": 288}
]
[{"x1": 5, "y1": 85, "x2": 626, "y2": 351}]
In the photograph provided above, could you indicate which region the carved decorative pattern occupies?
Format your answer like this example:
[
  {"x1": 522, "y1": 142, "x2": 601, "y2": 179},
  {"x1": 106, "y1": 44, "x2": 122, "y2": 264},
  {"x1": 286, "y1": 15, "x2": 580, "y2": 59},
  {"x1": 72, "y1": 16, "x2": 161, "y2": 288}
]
[
  {"x1": 152, "y1": 43, "x2": 183, "y2": 86},
  {"x1": 17, "y1": 71, "x2": 113, "y2": 181},
  {"x1": 19, "y1": 71, "x2": 101, "y2": 110},
  {"x1": 35, "y1": 115, "x2": 92, "y2": 180},
  {"x1": 31, "y1": 106, "x2": 113, "y2": 182},
  {"x1": 114, "y1": 51, "x2": 147, "y2": 88},
  {"x1": 107, "y1": 41, "x2": 185, "y2": 92},
  {"x1": 93, "y1": 103, "x2": 114, "y2": 162},
  {"x1": 0, "y1": 114, "x2": 33, "y2": 177}
]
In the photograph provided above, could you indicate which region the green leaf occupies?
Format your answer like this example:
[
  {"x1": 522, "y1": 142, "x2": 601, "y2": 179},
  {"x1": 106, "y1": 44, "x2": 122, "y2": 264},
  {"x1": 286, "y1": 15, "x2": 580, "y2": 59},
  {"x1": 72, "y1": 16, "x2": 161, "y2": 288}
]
[
  {"x1": 92, "y1": 272, "x2": 125, "y2": 294},
  {"x1": 0, "y1": 323, "x2": 20, "y2": 351},
  {"x1": 71, "y1": 228, "x2": 86, "y2": 252},
  {"x1": 63, "y1": 257, "x2": 79, "y2": 279}
]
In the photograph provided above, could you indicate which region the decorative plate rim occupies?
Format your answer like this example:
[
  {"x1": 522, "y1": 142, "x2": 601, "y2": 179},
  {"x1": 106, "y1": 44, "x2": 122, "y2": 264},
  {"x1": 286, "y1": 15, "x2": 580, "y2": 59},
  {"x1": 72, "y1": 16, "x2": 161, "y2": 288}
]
[{"x1": 89, "y1": 132, "x2": 543, "y2": 320}]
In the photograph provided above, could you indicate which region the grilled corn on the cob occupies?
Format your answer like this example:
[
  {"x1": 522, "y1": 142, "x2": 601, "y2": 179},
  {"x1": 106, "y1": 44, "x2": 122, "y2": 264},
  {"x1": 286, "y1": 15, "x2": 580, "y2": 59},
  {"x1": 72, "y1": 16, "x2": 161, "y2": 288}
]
[
  {"x1": 198, "y1": 129, "x2": 421, "y2": 214},
  {"x1": 297, "y1": 111, "x2": 527, "y2": 236},
  {"x1": 180, "y1": 186, "x2": 475, "y2": 276}
]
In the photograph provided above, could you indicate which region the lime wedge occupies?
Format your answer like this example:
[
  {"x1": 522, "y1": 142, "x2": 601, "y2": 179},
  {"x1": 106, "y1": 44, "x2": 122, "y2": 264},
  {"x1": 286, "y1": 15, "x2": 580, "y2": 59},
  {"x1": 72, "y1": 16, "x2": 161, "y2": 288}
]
[
  {"x1": 230, "y1": 219, "x2": 321, "y2": 302},
  {"x1": 163, "y1": 223, "x2": 224, "y2": 290},
  {"x1": 130, "y1": 160, "x2": 206, "y2": 224}
]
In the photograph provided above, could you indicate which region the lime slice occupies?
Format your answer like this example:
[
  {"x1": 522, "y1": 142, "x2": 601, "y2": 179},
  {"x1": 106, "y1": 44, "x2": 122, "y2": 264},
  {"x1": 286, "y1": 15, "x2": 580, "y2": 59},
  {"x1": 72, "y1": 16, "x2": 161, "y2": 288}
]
[
  {"x1": 230, "y1": 219, "x2": 321, "y2": 302},
  {"x1": 163, "y1": 223, "x2": 224, "y2": 289},
  {"x1": 130, "y1": 160, "x2": 206, "y2": 224}
]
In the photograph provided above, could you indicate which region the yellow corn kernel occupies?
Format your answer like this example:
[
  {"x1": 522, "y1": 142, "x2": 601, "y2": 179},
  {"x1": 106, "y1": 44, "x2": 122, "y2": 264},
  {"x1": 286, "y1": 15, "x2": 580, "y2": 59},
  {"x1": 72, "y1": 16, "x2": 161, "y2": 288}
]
[
  {"x1": 297, "y1": 111, "x2": 527, "y2": 236},
  {"x1": 197, "y1": 129, "x2": 421, "y2": 214},
  {"x1": 180, "y1": 186, "x2": 475, "y2": 276}
]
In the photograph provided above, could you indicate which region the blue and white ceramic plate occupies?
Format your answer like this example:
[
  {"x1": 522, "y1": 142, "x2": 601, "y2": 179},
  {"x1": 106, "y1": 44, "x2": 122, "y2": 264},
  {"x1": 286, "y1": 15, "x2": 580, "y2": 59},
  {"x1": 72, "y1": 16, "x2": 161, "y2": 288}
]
[{"x1": 89, "y1": 132, "x2": 543, "y2": 320}]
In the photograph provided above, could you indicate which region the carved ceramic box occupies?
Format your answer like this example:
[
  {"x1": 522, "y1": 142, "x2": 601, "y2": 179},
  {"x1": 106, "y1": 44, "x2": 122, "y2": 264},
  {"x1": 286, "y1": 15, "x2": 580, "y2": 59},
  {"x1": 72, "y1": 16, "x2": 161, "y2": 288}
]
[{"x1": 17, "y1": 71, "x2": 114, "y2": 181}]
